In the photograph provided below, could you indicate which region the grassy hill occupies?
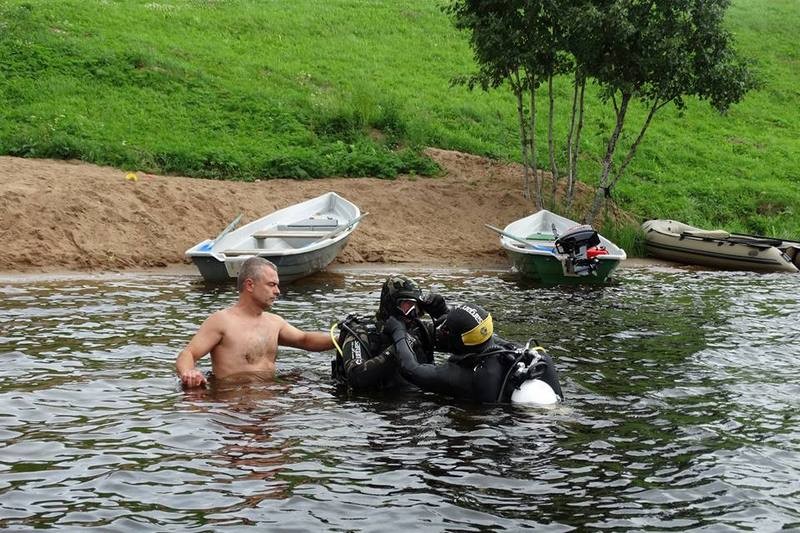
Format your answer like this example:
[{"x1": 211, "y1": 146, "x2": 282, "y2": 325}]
[{"x1": 1, "y1": 0, "x2": 798, "y2": 238}]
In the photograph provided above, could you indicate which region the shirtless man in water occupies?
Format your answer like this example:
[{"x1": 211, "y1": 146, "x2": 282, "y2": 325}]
[{"x1": 175, "y1": 256, "x2": 334, "y2": 388}]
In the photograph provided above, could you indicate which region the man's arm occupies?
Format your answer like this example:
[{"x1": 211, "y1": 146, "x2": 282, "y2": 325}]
[
  {"x1": 384, "y1": 316, "x2": 470, "y2": 397},
  {"x1": 175, "y1": 313, "x2": 224, "y2": 388},
  {"x1": 278, "y1": 320, "x2": 335, "y2": 352}
]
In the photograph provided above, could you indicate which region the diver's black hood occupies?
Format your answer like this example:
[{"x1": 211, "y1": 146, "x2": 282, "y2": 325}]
[
  {"x1": 377, "y1": 275, "x2": 422, "y2": 321},
  {"x1": 436, "y1": 304, "x2": 493, "y2": 355}
]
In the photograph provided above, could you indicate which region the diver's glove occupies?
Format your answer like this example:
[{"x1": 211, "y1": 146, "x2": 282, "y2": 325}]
[
  {"x1": 383, "y1": 315, "x2": 408, "y2": 344},
  {"x1": 420, "y1": 292, "x2": 448, "y2": 319}
]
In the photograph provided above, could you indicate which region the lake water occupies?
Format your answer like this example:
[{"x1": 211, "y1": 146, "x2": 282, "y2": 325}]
[{"x1": 1, "y1": 264, "x2": 799, "y2": 531}]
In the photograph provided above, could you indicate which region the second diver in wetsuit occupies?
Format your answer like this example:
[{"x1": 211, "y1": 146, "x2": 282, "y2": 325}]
[
  {"x1": 384, "y1": 303, "x2": 564, "y2": 405},
  {"x1": 331, "y1": 275, "x2": 449, "y2": 392}
]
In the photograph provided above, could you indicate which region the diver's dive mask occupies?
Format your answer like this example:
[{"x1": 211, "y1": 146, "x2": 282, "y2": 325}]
[
  {"x1": 378, "y1": 275, "x2": 423, "y2": 321},
  {"x1": 397, "y1": 298, "x2": 419, "y2": 319}
]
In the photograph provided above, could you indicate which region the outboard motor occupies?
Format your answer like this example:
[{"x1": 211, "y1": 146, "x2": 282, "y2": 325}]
[{"x1": 554, "y1": 224, "x2": 603, "y2": 276}]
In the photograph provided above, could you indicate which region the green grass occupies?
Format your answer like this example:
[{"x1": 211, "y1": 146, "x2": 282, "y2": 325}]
[{"x1": 1, "y1": 0, "x2": 798, "y2": 240}]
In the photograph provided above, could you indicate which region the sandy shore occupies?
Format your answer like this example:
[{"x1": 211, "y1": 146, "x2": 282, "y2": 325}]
[{"x1": 1, "y1": 148, "x2": 646, "y2": 277}]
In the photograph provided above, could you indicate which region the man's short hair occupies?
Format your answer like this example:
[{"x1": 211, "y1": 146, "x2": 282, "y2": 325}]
[{"x1": 237, "y1": 257, "x2": 277, "y2": 292}]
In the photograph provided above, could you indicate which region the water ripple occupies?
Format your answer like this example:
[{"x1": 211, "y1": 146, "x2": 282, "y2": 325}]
[{"x1": 1, "y1": 268, "x2": 799, "y2": 530}]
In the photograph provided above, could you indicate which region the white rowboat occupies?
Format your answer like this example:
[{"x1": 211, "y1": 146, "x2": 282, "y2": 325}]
[{"x1": 186, "y1": 192, "x2": 364, "y2": 283}]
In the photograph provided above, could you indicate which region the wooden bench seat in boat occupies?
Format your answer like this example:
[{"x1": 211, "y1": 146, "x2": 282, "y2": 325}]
[
  {"x1": 224, "y1": 225, "x2": 342, "y2": 255},
  {"x1": 251, "y1": 229, "x2": 336, "y2": 239},
  {"x1": 251, "y1": 216, "x2": 342, "y2": 240},
  {"x1": 223, "y1": 249, "x2": 273, "y2": 256}
]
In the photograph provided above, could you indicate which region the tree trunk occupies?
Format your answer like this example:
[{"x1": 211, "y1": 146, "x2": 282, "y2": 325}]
[
  {"x1": 547, "y1": 75, "x2": 558, "y2": 209},
  {"x1": 566, "y1": 67, "x2": 580, "y2": 210},
  {"x1": 529, "y1": 80, "x2": 542, "y2": 210},
  {"x1": 565, "y1": 70, "x2": 579, "y2": 210},
  {"x1": 608, "y1": 98, "x2": 661, "y2": 192},
  {"x1": 567, "y1": 76, "x2": 586, "y2": 210},
  {"x1": 512, "y1": 72, "x2": 533, "y2": 202},
  {"x1": 585, "y1": 92, "x2": 630, "y2": 224}
]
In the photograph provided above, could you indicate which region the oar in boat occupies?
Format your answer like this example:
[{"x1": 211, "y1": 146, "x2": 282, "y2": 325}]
[
  {"x1": 212, "y1": 213, "x2": 243, "y2": 245},
  {"x1": 731, "y1": 232, "x2": 797, "y2": 248},
  {"x1": 322, "y1": 212, "x2": 370, "y2": 240},
  {"x1": 485, "y1": 224, "x2": 546, "y2": 249}
]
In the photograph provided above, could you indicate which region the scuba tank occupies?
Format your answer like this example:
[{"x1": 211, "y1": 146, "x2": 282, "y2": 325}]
[
  {"x1": 331, "y1": 314, "x2": 382, "y2": 384},
  {"x1": 511, "y1": 376, "x2": 561, "y2": 405},
  {"x1": 498, "y1": 339, "x2": 562, "y2": 406},
  {"x1": 331, "y1": 313, "x2": 436, "y2": 388}
]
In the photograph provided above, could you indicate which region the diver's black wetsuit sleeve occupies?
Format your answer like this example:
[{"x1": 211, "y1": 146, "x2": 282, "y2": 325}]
[
  {"x1": 340, "y1": 335, "x2": 395, "y2": 389},
  {"x1": 420, "y1": 292, "x2": 448, "y2": 320},
  {"x1": 387, "y1": 320, "x2": 473, "y2": 399}
]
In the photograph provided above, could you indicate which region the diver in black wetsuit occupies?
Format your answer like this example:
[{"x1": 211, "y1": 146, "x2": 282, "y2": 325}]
[
  {"x1": 331, "y1": 275, "x2": 449, "y2": 391},
  {"x1": 384, "y1": 303, "x2": 563, "y2": 404}
]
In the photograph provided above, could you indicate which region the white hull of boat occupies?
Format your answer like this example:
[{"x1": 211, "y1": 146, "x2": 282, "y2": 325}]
[{"x1": 186, "y1": 192, "x2": 362, "y2": 283}]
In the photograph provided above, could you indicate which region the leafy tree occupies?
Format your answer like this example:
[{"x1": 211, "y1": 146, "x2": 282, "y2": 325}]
[
  {"x1": 449, "y1": 0, "x2": 757, "y2": 223},
  {"x1": 447, "y1": 0, "x2": 568, "y2": 210},
  {"x1": 579, "y1": 0, "x2": 758, "y2": 223}
]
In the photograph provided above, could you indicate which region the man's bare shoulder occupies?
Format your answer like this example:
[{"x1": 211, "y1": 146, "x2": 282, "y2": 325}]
[
  {"x1": 213, "y1": 307, "x2": 286, "y2": 326},
  {"x1": 263, "y1": 311, "x2": 288, "y2": 326},
  {"x1": 202, "y1": 307, "x2": 237, "y2": 326}
]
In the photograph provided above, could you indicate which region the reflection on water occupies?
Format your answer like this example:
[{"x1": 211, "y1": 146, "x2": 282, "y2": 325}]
[{"x1": 1, "y1": 266, "x2": 799, "y2": 530}]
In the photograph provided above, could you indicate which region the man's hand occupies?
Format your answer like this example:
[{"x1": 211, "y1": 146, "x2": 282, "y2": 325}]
[
  {"x1": 383, "y1": 315, "x2": 407, "y2": 343},
  {"x1": 179, "y1": 368, "x2": 207, "y2": 389},
  {"x1": 420, "y1": 292, "x2": 448, "y2": 318}
]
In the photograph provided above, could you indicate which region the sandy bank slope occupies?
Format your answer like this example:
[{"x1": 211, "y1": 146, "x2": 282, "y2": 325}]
[{"x1": 0, "y1": 148, "x2": 565, "y2": 274}]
